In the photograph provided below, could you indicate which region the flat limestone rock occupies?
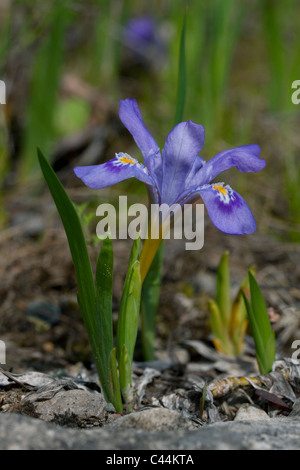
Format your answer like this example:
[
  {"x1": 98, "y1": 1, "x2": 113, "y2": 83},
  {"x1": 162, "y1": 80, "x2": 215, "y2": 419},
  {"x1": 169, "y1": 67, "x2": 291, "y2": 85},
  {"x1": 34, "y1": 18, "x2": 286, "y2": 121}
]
[
  {"x1": 107, "y1": 407, "x2": 198, "y2": 431},
  {"x1": 31, "y1": 389, "x2": 109, "y2": 427},
  {"x1": 234, "y1": 404, "x2": 270, "y2": 421},
  {"x1": 1, "y1": 412, "x2": 300, "y2": 450}
]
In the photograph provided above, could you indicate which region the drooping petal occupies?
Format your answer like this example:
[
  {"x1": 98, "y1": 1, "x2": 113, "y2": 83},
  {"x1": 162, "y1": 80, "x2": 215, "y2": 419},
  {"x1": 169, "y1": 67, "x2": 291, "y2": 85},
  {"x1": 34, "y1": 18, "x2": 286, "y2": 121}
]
[
  {"x1": 161, "y1": 120, "x2": 205, "y2": 204},
  {"x1": 198, "y1": 183, "x2": 257, "y2": 235},
  {"x1": 74, "y1": 153, "x2": 154, "y2": 189},
  {"x1": 119, "y1": 98, "x2": 160, "y2": 163},
  {"x1": 196, "y1": 144, "x2": 266, "y2": 186}
]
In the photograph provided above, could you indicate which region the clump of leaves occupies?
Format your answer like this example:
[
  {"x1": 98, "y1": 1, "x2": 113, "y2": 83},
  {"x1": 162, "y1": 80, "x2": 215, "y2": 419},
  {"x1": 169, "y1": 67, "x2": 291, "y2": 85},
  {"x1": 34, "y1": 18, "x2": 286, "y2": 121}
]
[
  {"x1": 38, "y1": 149, "x2": 142, "y2": 412},
  {"x1": 209, "y1": 251, "x2": 253, "y2": 356}
]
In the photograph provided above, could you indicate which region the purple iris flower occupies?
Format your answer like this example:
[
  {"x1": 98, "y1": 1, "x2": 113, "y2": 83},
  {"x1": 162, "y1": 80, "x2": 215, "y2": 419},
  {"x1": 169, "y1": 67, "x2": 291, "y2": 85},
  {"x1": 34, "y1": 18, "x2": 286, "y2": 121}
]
[
  {"x1": 125, "y1": 17, "x2": 157, "y2": 50},
  {"x1": 74, "y1": 98, "x2": 266, "y2": 235},
  {"x1": 122, "y1": 16, "x2": 164, "y2": 67}
]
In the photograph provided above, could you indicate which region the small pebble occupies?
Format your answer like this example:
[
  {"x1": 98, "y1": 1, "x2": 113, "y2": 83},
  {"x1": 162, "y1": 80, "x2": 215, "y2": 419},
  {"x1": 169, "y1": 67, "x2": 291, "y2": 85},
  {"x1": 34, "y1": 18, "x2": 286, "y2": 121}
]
[{"x1": 234, "y1": 404, "x2": 270, "y2": 421}]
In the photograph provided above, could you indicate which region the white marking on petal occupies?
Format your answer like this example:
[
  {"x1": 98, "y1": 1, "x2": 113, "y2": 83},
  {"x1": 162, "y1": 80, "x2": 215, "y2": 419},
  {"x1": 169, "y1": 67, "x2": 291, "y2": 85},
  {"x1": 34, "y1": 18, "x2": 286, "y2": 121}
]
[
  {"x1": 212, "y1": 183, "x2": 235, "y2": 204},
  {"x1": 113, "y1": 152, "x2": 139, "y2": 167}
]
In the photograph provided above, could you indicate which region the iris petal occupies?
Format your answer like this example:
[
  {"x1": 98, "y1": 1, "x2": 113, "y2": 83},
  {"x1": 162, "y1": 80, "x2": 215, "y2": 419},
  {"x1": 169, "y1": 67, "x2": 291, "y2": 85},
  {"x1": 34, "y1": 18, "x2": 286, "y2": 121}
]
[
  {"x1": 196, "y1": 144, "x2": 266, "y2": 186},
  {"x1": 74, "y1": 153, "x2": 154, "y2": 189},
  {"x1": 199, "y1": 184, "x2": 257, "y2": 235},
  {"x1": 161, "y1": 120, "x2": 205, "y2": 204},
  {"x1": 119, "y1": 98, "x2": 160, "y2": 164}
]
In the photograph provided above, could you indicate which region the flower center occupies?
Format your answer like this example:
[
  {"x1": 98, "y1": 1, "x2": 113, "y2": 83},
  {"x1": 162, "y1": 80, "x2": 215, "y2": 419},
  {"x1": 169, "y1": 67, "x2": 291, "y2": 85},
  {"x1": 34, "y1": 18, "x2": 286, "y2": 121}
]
[
  {"x1": 113, "y1": 153, "x2": 139, "y2": 168},
  {"x1": 113, "y1": 152, "x2": 139, "y2": 167},
  {"x1": 212, "y1": 183, "x2": 235, "y2": 205},
  {"x1": 212, "y1": 185, "x2": 227, "y2": 195},
  {"x1": 119, "y1": 156, "x2": 137, "y2": 165}
]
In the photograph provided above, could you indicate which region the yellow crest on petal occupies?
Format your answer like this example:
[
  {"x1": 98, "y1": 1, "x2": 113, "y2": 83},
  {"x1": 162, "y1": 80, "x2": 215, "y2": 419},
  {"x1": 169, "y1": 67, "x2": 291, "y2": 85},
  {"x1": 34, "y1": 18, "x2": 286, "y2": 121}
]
[
  {"x1": 212, "y1": 185, "x2": 228, "y2": 196},
  {"x1": 119, "y1": 156, "x2": 137, "y2": 165}
]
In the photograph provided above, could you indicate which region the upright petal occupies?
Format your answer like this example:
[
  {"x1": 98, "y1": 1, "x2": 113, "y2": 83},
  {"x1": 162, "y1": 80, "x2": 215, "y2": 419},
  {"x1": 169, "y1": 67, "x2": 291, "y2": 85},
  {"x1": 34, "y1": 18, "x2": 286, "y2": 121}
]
[
  {"x1": 161, "y1": 120, "x2": 205, "y2": 204},
  {"x1": 119, "y1": 98, "x2": 160, "y2": 162},
  {"x1": 199, "y1": 183, "x2": 257, "y2": 235},
  {"x1": 74, "y1": 153, "x2": 154, "y2": 189},
  {"x1": 196, "y1": 144, "x2": 266, "y2": 186}
]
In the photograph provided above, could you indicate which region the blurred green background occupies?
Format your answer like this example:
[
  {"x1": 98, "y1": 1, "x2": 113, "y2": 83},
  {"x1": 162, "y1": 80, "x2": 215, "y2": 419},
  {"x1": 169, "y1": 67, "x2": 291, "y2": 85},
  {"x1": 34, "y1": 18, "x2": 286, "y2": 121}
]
[{"x1": 0, "y1": 0, "x2": 300, "y2": 240}]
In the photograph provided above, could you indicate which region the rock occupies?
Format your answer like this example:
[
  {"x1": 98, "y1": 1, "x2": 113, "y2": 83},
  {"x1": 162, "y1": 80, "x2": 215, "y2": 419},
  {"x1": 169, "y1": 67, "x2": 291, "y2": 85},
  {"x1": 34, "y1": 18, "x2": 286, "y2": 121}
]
[
  {"x1": 290, "y1": 398, "x2": 300, "y2": 417},
  {"x1": 25, "y1": 300, "x2": 61, "y2": 328},
  {"x1": 31, "y1": 389, "x2": 109, "y2": 427},
  {"x1": 107, "y1": 407, "x2": 197, "y2": 431},
  {"x1": 191, "y1": 271, "x2": 215, "y2": 295},
  {"x1": 1, "y1": 413, "x2": 300, "y2": 450},
  {"x1": 11, "y1": 212, "x2": 45, "y2": 238},
  {"x1": 0, "y1": 369, "x2": 55, "y2": 388},
  {"x1": 234, "y1": 404, "x2": 270, "y2": 421}
]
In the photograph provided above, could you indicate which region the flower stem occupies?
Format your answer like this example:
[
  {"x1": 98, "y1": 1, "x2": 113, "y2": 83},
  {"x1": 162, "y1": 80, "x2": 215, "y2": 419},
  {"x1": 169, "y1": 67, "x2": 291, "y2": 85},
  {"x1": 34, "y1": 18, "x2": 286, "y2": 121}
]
[{"x1": 140, "y1": 236, "x2": 163, "y2": 284}]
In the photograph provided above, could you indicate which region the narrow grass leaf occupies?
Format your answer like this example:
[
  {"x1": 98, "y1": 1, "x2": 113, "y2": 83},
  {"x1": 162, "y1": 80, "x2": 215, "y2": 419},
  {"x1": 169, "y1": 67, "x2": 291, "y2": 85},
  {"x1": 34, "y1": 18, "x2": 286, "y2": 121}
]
[
  {"x1": 119, "y1": 344, "x2": 133, "y2": 407},
  {"x1": 216, "y1": 251, "x2": 231, "y2": 326},
  {"x1": 173, "y1": 15, "x2": 187, "y2": 127},
  {"x1": 117, "y1": 237, "x2": 141, "y2": 363},
  {"x1": 261, "y1": 0, "x2": 285, "y2": 111},
  {"x1": 37, "y1": 149, "x2": 95, "y2": 319},
  {"x1": 117, "y1": 259, "x2": 142, "y2": 404},
  {"x1": 248, "y1": 271, "x2": 275, "y2": 349},
  {"x1": 38, "y1": 148, "x2": 115, "y2": 403},
  {"x1": 208, "y1": 299, "x2": 234, "y2": 355},
  {"x1": 117, "y1": 260, "x2": 142, "y2": 363},
  {"x1": 108, "y1": 348, "x2": 123, "y2": 413},
  {"x1": 141, "y1": 241, "x2": 164, "y2": 361},
  {"x1": 229, "y1": 268, "x2": 254, "y2": 355},
  {"x1": 241, "y1": 291, "x2": 265, "y2": 371},
  {"x1": 22, "y1": 2, "x2": 70, "y2": 178},
  {"x1": 94, "y1": 236, "x2": 114, "y2": 401},
  {"x1": 242, "y1": 272, "x2": 276, "y2": 374}
]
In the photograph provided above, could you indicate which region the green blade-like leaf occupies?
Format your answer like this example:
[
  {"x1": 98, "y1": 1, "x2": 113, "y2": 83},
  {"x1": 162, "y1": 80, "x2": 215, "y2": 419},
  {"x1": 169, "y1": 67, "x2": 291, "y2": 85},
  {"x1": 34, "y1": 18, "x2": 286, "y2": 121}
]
[
  {"x1": 173, "y1": 15, "x2": 187, "y2": 127},
  {"x1": 108, "y1": 348, "x2": 123, "y2": 413},
  {"x1": 229, "y1": 267, "x2": 255, "y2": 355},
  {"x1": 95, "y1": 236, "x2": 114, "y2": 338},
  {"x1": 94, "y1": 236, "x2": 114, "y2": 401},
  {"x1": 117, "y1": 260, "x2": 142, "y2": 363},
  {"x1": 38, "y1": 148, "x2": 115, "y2": 404},
  {"x1": 242, "y1": 272, "x2": 276, "y2": 374},
  {"x1": 117, "y1": 237, "x2": 141, "y2": 363},
  {"x1": 209, "y1": 299, "x2": 234, "y2": 355},
  {"x1": 119, "y1": 344, "x2": 133, "y2": 407},
  {"x1": 242, "y1": 291, "x2": 265, "y2": 371},
  {"x1": 23, "y1": 3, "x2": 70, "y2": 178},
  {"x1": 248, "y1": 271, "x2": 276, "y2": 373},
  {"x1": 117, "y1": 257, "x2": 142, "y2": 404},
  {"x1": 38, "y1": 149, "x2": 95, "y2": 321},
  {"x1": 248, "y1": 271, "x2": 273, "y2": 338},
  {"x1": 216, "y1": 251, "x2": 231, "y2": 326},
  {"x1": 141, "y1": 241, "x2": 164, "y2": 361}
]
